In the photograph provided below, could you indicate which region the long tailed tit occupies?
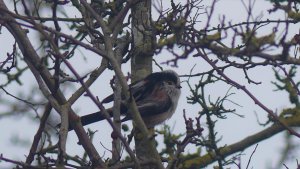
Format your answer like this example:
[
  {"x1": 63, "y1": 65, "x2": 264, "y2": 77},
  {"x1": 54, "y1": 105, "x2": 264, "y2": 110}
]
[{"x1": 68, "y1": 70, "x2": 181, "y2": 131}]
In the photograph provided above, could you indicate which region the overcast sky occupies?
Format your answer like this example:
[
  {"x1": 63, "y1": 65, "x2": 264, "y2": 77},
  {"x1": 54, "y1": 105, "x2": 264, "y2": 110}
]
[{"x1": 1, "y1": 0, "x2": 300, "y2": 168}]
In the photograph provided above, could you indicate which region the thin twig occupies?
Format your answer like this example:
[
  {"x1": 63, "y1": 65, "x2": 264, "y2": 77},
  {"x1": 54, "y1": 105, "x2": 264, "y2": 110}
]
[
  {"x1": 246, "y1": 144, "x2": 258, "y2": 169},
  {"x1": 25, "y1": 103, "x2": 52, "y2": 165},
  {"x1": 199, "y1": 50, "x2": 300, "y2": 138}
]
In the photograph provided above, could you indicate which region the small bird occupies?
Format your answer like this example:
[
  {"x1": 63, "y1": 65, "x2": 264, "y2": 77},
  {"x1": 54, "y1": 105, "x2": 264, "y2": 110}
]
[{"x1": 68, "y1": 70, "x2": 181, "y2": 131}]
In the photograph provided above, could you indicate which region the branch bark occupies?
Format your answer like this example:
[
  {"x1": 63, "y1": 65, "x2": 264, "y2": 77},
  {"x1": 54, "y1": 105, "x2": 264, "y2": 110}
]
[
  {"x1": 0, "y1": 1, "x2": 106, "y2": 168},
  {"x1": 184, "y1": 114, "x2": 300, "y2": 168}
]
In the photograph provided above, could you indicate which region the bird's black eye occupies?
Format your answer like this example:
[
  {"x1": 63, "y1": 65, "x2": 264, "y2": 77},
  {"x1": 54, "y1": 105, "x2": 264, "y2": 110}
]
[{"x1": 166, "y1": 81, "x2": 173, "y2": 85}]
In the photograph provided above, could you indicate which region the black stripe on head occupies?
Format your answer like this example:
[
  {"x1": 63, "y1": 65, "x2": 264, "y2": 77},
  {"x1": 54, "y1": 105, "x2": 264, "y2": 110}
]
[{"x1": 145, "y1": 70, "x2": 179, "y2": 84}]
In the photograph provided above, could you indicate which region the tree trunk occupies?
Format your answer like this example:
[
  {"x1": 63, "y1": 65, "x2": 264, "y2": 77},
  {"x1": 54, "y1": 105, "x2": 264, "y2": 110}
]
[{"x1": 131, "y1": 0, "x2": 158, "y2": 168}]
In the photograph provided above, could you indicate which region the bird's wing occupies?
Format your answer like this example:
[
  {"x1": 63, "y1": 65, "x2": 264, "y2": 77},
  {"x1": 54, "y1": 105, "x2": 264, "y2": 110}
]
[
  {"x1": 101, "y1": 79, "x2": 150, "y2": 103},
  {"x1": 121, "y1": 94, "x2": 172, "y2": 124},
  {"x1": 135, "y1": 84, "x2": 172, "y2": 117},
  {"x1": 137, "y1": 98, "x2": 172, "y2": 117}
]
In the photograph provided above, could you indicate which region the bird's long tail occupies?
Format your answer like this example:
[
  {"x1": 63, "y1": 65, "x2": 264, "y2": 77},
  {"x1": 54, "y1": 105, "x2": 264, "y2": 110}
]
[
  {"x1": 80, "y1": 112, "x2": 106, "y2": 127},
  {"x1": 68, "y1": 109, "x2": 112, "y2": 131}
]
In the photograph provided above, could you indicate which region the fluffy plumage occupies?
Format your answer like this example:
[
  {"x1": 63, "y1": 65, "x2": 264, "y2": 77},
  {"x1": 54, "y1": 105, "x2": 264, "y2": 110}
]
[{"x1": 69, "y1": 70, "x2": 181, "y2": 130}]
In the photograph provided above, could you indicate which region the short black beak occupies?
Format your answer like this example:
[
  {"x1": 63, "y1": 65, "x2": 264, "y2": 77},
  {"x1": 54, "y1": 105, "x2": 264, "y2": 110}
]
[{"x1": 177, "y1": 85, "x2": 182, "y2": 89}]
